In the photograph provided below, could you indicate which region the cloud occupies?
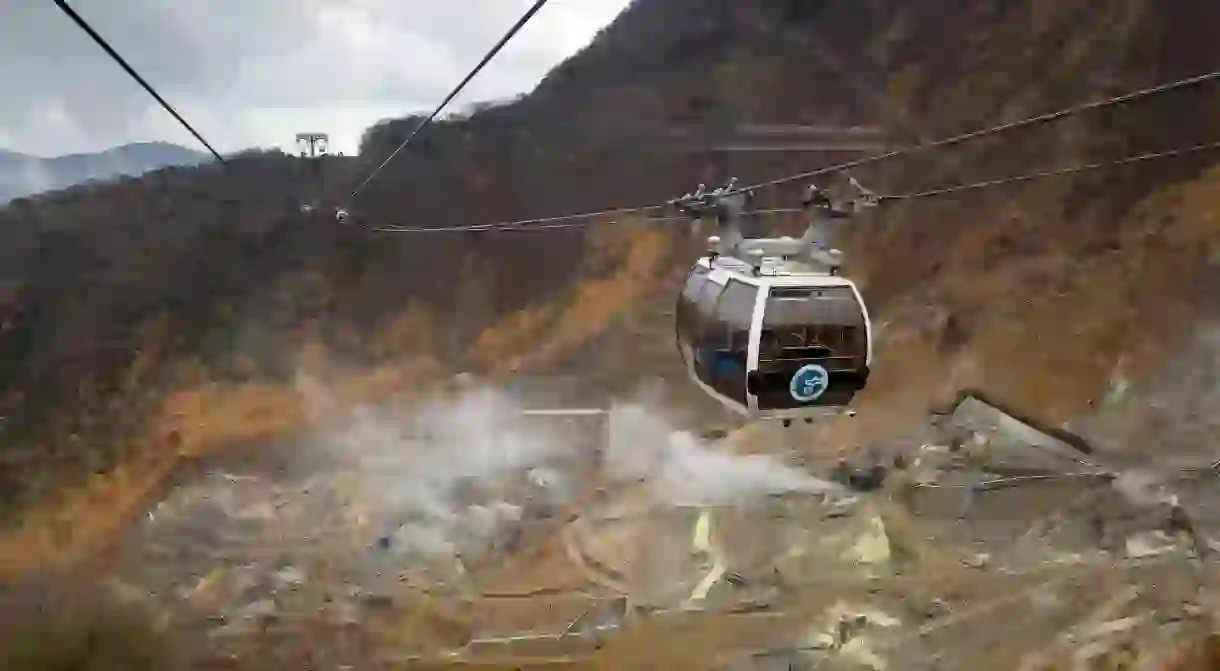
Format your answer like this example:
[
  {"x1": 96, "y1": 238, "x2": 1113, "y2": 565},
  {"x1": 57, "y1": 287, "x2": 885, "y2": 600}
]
[{"x1": 0, "y1": 0, "x2": 631, "y2": 156}]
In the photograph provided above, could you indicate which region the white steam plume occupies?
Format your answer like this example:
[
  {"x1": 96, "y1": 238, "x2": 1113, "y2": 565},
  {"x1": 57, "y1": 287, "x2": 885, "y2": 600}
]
[
  {"x1": 293, "y1": 376, "x2": 840, "y2": 576},
  {"x1": 296, "y1": 376, "x2": 575, "y2": 571},
  {"x1": 606, "y1": 400, "x2": 842, "y2": 506}
]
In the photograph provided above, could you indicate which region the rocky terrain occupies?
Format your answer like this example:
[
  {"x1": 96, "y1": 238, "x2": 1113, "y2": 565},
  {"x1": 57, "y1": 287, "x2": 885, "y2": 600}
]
[
  {"x1": 7, "y1": 374, "x2": 1218, "y2": 669},
  {"x1": 2, "y1": 0, "x2": 1220, "y2": 668}
]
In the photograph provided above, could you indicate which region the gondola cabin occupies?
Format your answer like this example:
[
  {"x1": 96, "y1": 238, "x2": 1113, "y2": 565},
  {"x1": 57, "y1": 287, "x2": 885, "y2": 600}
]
[{"x1": 675, "y1": 253, "x2": 872, "y2": 421}]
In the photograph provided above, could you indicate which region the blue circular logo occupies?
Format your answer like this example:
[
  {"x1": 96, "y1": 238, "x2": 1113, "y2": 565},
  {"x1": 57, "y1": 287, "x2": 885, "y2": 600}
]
[{"x1": 789, "y1": 364, "x2": 830, "y2": 402}]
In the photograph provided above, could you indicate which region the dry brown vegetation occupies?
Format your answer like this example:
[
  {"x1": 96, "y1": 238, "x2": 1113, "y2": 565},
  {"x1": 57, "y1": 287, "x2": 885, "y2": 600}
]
[{"x1": 3, "y1": 0, "x2": 1220, "y2": 667}]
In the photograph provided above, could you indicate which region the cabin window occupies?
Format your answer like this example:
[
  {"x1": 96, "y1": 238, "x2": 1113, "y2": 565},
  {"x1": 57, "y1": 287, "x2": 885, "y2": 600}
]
[
  {"x1": 760, "y1": 286, "x2": 865, "y2": 362},
  {"x1": 717, "y1": 279, "x2": 757, "y2": 348},
  {"x1": 703, "y1": 279, "x2": 755, "y2": 404},
  {"x1": 694, "y1": 279, "x2": 726, "y2": 382}
]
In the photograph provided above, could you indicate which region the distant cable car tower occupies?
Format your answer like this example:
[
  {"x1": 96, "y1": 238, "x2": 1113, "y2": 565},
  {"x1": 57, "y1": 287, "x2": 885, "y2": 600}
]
[
  {"x1": 296, "y1": 133, "x2": 330, "y2": 215},
  {"x1": 296, "y1": 132, "x2": 330, "y2": 158}
]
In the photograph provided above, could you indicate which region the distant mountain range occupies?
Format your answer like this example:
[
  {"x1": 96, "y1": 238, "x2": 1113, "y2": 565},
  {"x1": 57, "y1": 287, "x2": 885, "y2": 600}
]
[{"x1": 0, "y1": 141, "x2": 210, "y2": 203}]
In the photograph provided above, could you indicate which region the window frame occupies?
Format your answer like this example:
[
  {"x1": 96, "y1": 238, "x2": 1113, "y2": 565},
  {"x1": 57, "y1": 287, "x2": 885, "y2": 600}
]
[{"x1": 759, "y1": 285, "x2": 865, "y2": 362}]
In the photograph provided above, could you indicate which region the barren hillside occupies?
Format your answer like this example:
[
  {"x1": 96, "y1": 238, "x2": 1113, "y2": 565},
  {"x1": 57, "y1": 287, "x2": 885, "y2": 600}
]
[{"x1": 2, "y1": 0, "x2": 1220, "y2": 667}]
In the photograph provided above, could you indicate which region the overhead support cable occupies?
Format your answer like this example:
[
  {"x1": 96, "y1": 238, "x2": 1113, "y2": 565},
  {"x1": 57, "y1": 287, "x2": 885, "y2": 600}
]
[
  {"x1": 51, "y1": 0, "x2": 226, "y2": 164},
  {"x1": 879, "y1": 139, "x2": 1220, "y2": 202},
  {"x1": 367, "y1": 66, "x2": 1220, "y2": 234},
  {"x1": 343, "y1": 0, "x2": 550, "y2": 203},
  {"x1": 369, "y1": 204, "x2": 670, "y2": 233},
  {"x1": 728, "y1": 67, "x2": 1220, "y2": 194},
  {"x1": 365, "y1": 138, "x2": 1220, "y2": 234}
]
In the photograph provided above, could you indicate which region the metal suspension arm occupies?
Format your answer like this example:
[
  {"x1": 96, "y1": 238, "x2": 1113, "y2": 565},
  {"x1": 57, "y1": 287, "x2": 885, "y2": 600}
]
[
  {"x1": 669, "y1": 177, "x2": 752, "y2": 256},
  {"x1": 797, "y1": 173, "x2": 879, "y2": 261},
  {"x1": 801, "y1": 174, "x2": 880, "y2": 219},
  {"x1": 669, "y1": 174, "x2": 878, "y2": 265}
]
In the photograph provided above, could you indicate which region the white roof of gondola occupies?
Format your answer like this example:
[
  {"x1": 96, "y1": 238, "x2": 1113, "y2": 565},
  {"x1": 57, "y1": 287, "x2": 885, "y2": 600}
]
[{"x1": 697, "y1": 253, "x2": 857, "y2": 287}]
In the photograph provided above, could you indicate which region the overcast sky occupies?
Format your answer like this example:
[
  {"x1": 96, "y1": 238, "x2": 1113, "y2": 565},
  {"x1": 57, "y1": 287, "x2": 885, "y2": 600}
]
[{"x1": 0, "y1": 0, "x2": 632, "y2": 157}]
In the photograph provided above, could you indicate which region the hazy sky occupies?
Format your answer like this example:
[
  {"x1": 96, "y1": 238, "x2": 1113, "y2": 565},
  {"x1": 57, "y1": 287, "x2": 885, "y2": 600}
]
[{"x1": 0, "y1": 0, "x2": 632, "y2": 157}]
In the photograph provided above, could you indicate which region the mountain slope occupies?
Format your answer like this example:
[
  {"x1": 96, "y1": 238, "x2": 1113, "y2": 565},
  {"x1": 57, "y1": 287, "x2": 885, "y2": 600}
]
[
  {"x1": 0, "y1": 141, "x2": 209, "y2": 203},
  {"x1": 1, "y1": 0, "x2": 1220, "y2": 572}
]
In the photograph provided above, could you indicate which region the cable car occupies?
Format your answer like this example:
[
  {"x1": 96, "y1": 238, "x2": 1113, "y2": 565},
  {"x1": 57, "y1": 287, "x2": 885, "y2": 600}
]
[{"x1": 671, "y1": 177, "x2": 877, "y2": 424}]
